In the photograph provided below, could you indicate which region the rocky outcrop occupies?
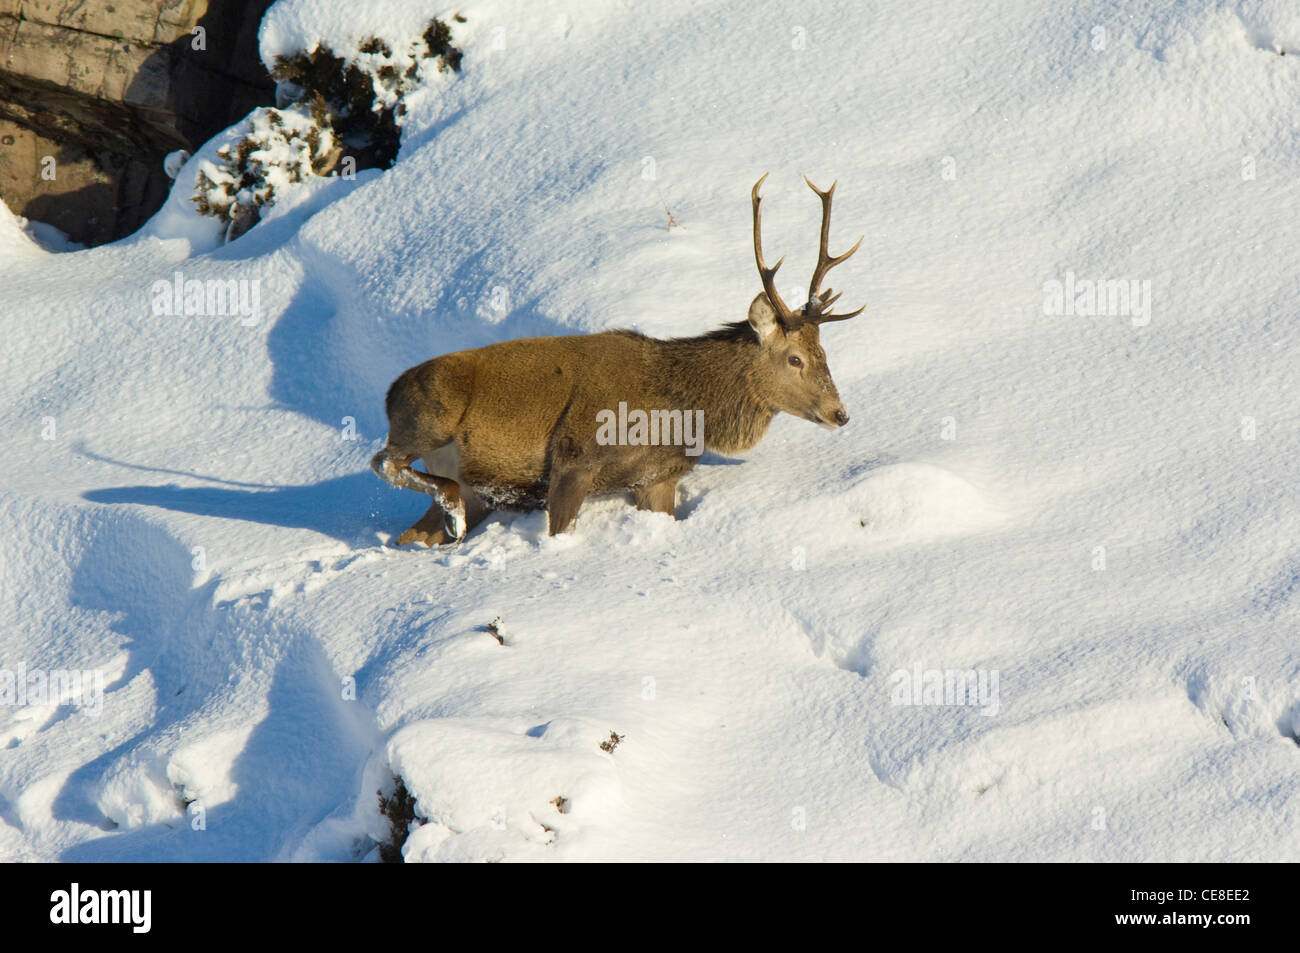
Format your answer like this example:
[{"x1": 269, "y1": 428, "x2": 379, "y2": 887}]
[{"x1": 0, "y1": 0, "x2": 274, "y2": 245}]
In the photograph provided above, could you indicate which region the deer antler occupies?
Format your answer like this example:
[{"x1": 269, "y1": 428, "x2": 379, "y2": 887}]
[
  {"x1": 751, "y1": 173, "x2": 798, "y2": 327},
  {"x1": 750, "y1": 175, "x2": 865, "y2": 331},
  {"x1": 801, "y1": 177, "x2": 865, "y2": 325}
]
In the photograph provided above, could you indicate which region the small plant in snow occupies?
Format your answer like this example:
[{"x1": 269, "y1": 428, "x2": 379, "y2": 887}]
[
  {"x1": 658, "y1": 189, "x2": 685, "y2": 231},
  {"x1": 599, "y1": 731, "x2": 624, "y2": 754},
  {"x1": 193, "y1": 96, "x2": 339, "y2": 242},
  {"x1": 193, "y1": 16, "x2": 462, "y2": 243},
  {"x1": 269, "y1": 16, "x2": 463, "y2": 170},
  {"x1": 376, "y1": 774, "x2": 425, "y2": 863},
  {"x1": 483, "y1": 616, "x2": 506, "y2": 644}
]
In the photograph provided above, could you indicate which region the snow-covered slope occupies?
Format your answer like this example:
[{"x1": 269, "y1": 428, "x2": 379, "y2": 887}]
[{"x1": 1, "y1": 0, "x2": 1297, "y2": 861}]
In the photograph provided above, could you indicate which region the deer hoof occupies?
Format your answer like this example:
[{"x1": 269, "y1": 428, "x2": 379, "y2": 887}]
[
  {"x1": 396, "y1": 504, "x2": 451, "y2": 547},
  {"x1": 396, "y1": 525, "x2": 448, "y2": 547},
  {"x1": 443, "y1": 499, "x2": 467, "y2": 542},
  {"x1": 371, "y1": 448, "x2": 410, "y2": 489}
]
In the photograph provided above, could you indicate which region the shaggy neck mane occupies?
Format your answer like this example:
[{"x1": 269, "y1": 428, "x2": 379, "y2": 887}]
[{"x1": 618, "y1": 323, "x2": 775, "y2": 454}]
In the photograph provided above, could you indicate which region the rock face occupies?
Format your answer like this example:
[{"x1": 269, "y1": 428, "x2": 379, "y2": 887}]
[{"x1": 0, "y1": 0, "x2": 274, "y2": 245}]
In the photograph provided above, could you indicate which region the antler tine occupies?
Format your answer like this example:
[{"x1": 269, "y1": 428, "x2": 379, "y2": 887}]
[
  {"x1": 803, "y1": 176, "x2": 865, "y2": 323},
  {"x1": 812, "y1": 303, "x2": 866, "y2": 323},
  {"x1": 816, "y1": 289, "x2": 843, "y2": 311},
  {"x1": 802, "y1": 288, "x2": 865, "y2": 323},
  {"x1": 751, "y1": 174, "x2": 797, "y2": 325}
]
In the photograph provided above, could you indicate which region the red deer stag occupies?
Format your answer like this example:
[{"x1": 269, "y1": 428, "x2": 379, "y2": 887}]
[{"x1": 371, "y1": 174, "x2": 865, "y2": 545}]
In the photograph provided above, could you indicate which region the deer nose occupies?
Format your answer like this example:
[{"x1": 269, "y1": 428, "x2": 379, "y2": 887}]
[{"x1": 833, "y1": 409, "x2": 849, "y2": 426}]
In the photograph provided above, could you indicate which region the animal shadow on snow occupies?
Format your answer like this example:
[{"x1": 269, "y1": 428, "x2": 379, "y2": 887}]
[{"x1": 82, "y1": 470, "x2": 426, "y2": 546}]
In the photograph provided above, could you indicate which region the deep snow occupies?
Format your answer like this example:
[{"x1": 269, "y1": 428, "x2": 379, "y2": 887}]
[{"x1": 0, "y1": 0, "x2": 1297, "y2": 861}]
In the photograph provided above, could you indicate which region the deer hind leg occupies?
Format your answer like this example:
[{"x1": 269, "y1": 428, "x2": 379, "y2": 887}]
[
  {"x1": 396, "y1": 469, "x2": 470, "y2": 546},
  {"x1": 370, "y1": 445, "x2": 439, "y2": 494},
  {"x1": 457, "y1": 484, "x2": 491, "y2": 540},
  {"x1": 372, "y1": 441, "x2": 473, "y2": 546},
  {"x1": 633, "y1": 475, "x2": 681, "y2": 517},
  {"x1": 370, "y1": 445, "x2": 415, "y2": 488},
  {"x1": 396, "y1": 500, "x2": 453, "y2": 547}
]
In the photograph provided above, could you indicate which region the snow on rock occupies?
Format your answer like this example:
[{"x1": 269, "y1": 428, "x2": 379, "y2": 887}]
[
  {"x1": 0, "y1": 200, "x2": 81, "y2": 257},
  {"x1": 0, "y1": 201, "x2": 42, "y2": 259},
  {"x1": 0, "y1": 0, "x2": 1297, "y2": 862},
  {"x1": 387, "y1": 716, "x2": 624, "y2": 862}
]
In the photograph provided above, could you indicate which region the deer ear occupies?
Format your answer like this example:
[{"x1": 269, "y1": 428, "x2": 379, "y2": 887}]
[{"x1": 747, "y1": 293, "x2": 783, "y2": 343}]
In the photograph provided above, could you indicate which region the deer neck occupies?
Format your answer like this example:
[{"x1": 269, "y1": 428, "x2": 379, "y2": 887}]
[{"x1": 660, "y1": 335, "x2": 774, "y2": 454}]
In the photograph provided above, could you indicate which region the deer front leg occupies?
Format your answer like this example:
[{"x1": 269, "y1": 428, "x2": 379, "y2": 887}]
[
  {"x1": 547, "y1": 467, "x2": 595, "y2": 536},
  {"x1": 634, "y1": 475, "x2": 680, "y2": 517}
]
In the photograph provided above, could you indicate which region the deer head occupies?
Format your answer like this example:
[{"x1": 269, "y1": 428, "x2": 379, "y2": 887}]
[{"x1": 746, "y1": 173, "x2": 865, "y2": 429}]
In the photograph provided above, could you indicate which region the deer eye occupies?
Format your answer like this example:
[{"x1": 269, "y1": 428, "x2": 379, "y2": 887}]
[{"x1": 788, "y1": 355, "x2": 803, "y2": 368}]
